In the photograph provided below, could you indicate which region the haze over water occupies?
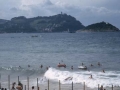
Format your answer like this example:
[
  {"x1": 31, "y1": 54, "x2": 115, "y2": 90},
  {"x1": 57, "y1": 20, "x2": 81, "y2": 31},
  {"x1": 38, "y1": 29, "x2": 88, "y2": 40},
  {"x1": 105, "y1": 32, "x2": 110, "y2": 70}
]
[{"x1": 0, "y1": 32, "x2": 120, "y2": 88}]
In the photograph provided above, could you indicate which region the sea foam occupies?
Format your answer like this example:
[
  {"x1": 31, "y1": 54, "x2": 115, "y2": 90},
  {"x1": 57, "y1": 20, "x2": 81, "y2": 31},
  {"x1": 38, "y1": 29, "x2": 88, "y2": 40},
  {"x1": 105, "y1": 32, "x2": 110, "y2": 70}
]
[{"x1": 44, "y1": 67, "x2": 120, "y2": 88}]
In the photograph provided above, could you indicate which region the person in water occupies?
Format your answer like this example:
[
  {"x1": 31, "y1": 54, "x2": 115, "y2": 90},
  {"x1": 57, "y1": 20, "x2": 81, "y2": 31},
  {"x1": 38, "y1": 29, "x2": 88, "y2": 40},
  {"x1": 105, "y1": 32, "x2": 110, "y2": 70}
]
[
  {"x1": 64, "y1": 64, "x2": 66, "y2": 68},
  {"x1": 102, "y1": 69, "x2": 105, "y2": 73},
  {"x1": 84, "y1": 66, "x2": 87, "y2": 70},
  {"x1": 82, "y1": 63, "x2": 84, "y2": 66},
  {"x1": 65, "y1": 77, "x2": 73, "y2": 80},
  {"x1": 89, "y1": 75, "x2": 93, "y2": 79},
  {"x1": 40, "y1": 64, "x2": 43, "y2": 68},
  {"x1": 98, "y1": 62, "x2": 101, "y2": 66},
  {"x1": 71, "y1": 66, "x2": 73, "y2": 70},
  {"x1": 28, "y1": 65, "x2": 30, "y2": 67},
  {"x1": 46, "y1": 67, "x2": 48, "y2": 70},
  {"x1": 91, "y1": 64, "x2": 93, "y2": 66}
]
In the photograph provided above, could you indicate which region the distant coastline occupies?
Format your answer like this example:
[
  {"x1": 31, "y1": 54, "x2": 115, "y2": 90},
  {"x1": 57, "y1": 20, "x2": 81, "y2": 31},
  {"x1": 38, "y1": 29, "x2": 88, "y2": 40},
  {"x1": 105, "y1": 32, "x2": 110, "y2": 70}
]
[{"x1": 0, "y1": 14, "x2": 119, "y2": 33}]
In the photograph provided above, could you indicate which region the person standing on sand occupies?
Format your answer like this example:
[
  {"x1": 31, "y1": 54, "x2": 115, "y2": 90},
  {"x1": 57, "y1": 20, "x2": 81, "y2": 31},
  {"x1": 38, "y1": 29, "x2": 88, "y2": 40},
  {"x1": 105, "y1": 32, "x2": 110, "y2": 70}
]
[
  {"x1": 16, "y1": 81, "x2": 23, "y2": 90},
  {"x1": 100, "y1": 85, "x2": 104, "y2": 90},
  {"x1": 11, "y1": 82, "x2": 16, "y2": 90},
  {"x1": 32, "y1": 86, "x2": 34, "y2": 90}
]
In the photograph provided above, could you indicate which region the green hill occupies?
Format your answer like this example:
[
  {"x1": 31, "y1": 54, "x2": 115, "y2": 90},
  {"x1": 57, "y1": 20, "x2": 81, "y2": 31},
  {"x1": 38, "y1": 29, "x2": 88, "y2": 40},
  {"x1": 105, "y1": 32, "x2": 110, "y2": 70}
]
[
  {"x1": 80, "y1": 21, "x2": 119, "y2": 32},
  {"x1": 0, "y1": 15, "x2": 119, "y2": 33},
  {"x1": 0, "y1": 14, "x2": 84, "y2": 33}
]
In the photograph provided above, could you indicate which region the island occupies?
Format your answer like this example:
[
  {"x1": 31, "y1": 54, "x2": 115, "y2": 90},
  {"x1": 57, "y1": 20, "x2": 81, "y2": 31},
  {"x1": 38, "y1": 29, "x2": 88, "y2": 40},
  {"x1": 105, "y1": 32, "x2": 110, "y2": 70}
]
[{"x1": 77, "y1": 21, "x2": 119, "y2": 32}]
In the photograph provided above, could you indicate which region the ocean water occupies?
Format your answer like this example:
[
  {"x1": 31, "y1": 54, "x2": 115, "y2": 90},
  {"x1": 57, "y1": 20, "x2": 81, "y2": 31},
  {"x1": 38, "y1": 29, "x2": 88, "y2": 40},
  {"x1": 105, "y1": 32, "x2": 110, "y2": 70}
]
[{"x1": 0, "y1": 32, "x2": 120, "y2": 88}]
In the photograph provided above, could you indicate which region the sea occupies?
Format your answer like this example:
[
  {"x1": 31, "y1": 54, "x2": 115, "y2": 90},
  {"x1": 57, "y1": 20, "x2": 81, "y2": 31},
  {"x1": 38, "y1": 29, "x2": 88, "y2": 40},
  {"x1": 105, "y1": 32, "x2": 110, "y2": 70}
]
[{"x1": 0, "y1": 32, "x2": 120, "y2": 89}]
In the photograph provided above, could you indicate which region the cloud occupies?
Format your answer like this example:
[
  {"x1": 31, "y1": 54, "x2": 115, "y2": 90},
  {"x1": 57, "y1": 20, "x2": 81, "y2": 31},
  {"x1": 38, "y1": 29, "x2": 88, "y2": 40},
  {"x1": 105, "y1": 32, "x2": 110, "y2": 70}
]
[
  {"x1": 81, "y1": 6, "x2": 120, "y2": 16},
  {"x1": 0, "y1": 0, "x2": 120, "y2": 28},
  {"x1": 10, "y1": 7, "x2": 19, "y2": 12},
  {"x1": 21, "y1": 0, "x2": 53, "y2": 6}
]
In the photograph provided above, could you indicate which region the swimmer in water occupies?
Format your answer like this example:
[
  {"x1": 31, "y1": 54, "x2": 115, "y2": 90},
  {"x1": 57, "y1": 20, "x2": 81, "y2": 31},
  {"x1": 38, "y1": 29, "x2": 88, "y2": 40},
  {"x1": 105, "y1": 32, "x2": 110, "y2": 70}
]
[
  {"x1": 89, "y1": 75, "x2": 93, "y2": 79},
  {"x1": 46, "y1": 67, "x2": 48, "y2": 70},
  {"x1": 82, "y1": 63, "x2": 84, "y2": 66},
  {"x1": 28, "y1": 65, "x2": 30, "y2": 67},
  {"x1": 64, "y1": 64, "x2": 66, "y2": 68},
  {"x1": 40, "y1": 64, "x2": 43, "y2": 68},
  {"x1": 98, "y1": 62, "x2": 101, "y2": 66},
  {"x1": 91, "y1": 64, "x2": 93, "y2": 66},
  {"x1": 102, "y1": 69, "x2": 105, "y2": 73},
  {"x1": 71, "y1": 66, "x2": 73, "y2": 70},
  {"x1": 84, "y1": 66, "x2": 87, "y2": 70}
]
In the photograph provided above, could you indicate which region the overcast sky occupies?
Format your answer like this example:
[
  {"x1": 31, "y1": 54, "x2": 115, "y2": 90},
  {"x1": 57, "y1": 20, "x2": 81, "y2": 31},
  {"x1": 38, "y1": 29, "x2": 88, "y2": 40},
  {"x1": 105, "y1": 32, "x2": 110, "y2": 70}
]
[{"x1": 0, "y1": 0, "x2": 120, "y2": 28}]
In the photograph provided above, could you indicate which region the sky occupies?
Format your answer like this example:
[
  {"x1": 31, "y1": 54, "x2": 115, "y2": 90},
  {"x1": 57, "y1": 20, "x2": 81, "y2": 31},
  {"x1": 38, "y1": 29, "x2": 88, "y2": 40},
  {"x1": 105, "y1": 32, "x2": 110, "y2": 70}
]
[{"x1": 0, "y1": 0, "x2": 120, "y2": 28}]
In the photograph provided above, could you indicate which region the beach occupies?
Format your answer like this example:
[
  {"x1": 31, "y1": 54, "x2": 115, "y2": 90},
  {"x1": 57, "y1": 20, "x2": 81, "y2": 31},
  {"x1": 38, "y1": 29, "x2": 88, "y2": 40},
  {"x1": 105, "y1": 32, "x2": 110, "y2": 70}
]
[{"x1": 1, "y1": 81, "x2": 120, "y2": 90}]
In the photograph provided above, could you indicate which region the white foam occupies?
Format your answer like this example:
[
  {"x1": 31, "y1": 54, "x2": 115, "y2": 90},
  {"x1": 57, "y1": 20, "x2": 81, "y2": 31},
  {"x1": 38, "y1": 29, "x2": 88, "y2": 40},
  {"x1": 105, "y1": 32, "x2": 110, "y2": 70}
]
[{"x1": 44, "y1": 67, "x2": 120, "y2": 88}]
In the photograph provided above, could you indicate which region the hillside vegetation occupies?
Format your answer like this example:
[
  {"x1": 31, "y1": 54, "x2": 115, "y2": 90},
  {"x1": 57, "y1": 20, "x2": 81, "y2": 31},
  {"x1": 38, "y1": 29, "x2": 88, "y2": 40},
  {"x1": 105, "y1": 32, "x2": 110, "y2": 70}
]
[
  {"x1": 81, "y1": 22, "x2": 119, "y2": 32},
  {"x1": 0, "y1": 14, "x2": 119, "y2": 33},
  {"x1": 0, "y1": 14, "x2": 84, "y2": 33}
]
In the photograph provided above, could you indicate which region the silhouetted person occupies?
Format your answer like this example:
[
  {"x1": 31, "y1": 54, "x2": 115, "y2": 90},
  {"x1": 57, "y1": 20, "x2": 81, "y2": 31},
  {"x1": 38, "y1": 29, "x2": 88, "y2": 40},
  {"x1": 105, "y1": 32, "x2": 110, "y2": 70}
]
[
  {"x1": 103, "y1": 69, "x2": 105, "y2": 73},
  {"x1": 84, "y1": 66, "x2": 87, "y2": 70},
  {"x1": 28, "y1": 65, "x2": 30, "y2": 67},
  {"x1": 11, "y1": 82, "x2": 16, "y2": 90},
  {"x1": 16, "y1": 81, "x2": 23, "y2": 90},
  {"x1": 71, "y1": 66, "x2": 73, "y2": 70},
  {"x1": 89, "y1": 75, "x2": 93, "y2": 79},
  {"x1": 40, "y1": 65, "x2": 43, "y2": 68},
  {"x1": 98, "y1": 62, "x2": 101, "y2": 66},
  {"x1": 32, "y1": 86, "x2": 34, "y2": 90},
  {"x1": 46, "y1": 67, "x2": 48, "y2": 70},
  {"x1": 91, "y1": 64, "x2": 93, "y2": 66},
  {"x1": 19, "y1": 66, "x2": 21, "y2": 68},
  {"x1": 100, "y1": 85, "x2": 103, "y2": 90},
  {"x1": 64, "y1": 64, "x2": 66, "y2": 68}
]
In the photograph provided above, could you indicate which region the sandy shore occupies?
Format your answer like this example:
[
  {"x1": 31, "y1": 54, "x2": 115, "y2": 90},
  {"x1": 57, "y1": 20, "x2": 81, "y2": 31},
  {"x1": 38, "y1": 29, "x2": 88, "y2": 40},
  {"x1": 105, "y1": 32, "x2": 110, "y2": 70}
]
[
  {"x1": 37, "y1": 82, "x2": 120, "y2": 90},
  {"x1": 30, "y1": 83, "x2": 120, "y2": 90},
  {"x1": 1, "y1": 79, "x2": 120, "y2": 90},
  {"x1": 24, "y1": 81, "x2": 120, "y2": 90}
]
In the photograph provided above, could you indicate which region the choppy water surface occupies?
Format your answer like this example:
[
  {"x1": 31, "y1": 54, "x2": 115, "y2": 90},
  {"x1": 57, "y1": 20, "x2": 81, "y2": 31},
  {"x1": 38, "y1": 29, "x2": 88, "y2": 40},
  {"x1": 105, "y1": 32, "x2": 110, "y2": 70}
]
[{"x1": 0, "y1": 32, "x2": 120, "y2": 88}]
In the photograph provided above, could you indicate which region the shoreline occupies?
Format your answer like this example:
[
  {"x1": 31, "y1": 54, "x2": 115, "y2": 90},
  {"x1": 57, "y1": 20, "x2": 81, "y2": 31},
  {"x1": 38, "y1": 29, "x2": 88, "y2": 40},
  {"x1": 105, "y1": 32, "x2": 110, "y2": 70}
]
[{"x1": 1, "y1": 79, "x2": 120, "y2": 90}]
